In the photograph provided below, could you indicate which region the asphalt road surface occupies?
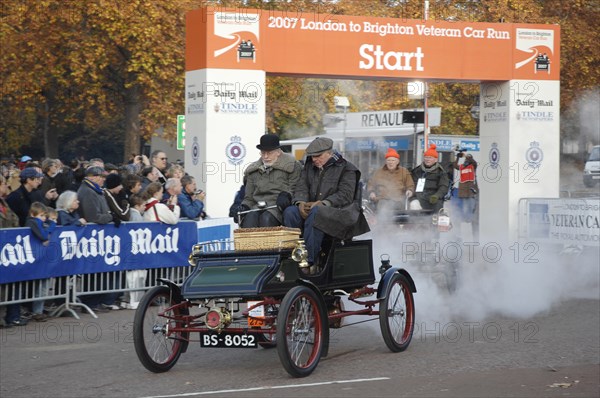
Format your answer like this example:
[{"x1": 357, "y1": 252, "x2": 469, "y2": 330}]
[
  {"x1": 1, "y1": 159, "x2": 598, "y2": 398},
  {"x1": 1, "y1": 293, "x2": 598, "y2": 398}
]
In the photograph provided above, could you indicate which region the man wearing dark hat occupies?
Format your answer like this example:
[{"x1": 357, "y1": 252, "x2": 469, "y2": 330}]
[
  {"x1": 283, "y1": 137, "x2": 370, "y2": 269},
  {"x1": 76, "y1": 167, "x2": 123, "y2": 311},
  {"x1": 3, "y1": 167, "x2": 46, "y2": 327},
  {"x1": 77, "y1": 166, "x2": 113, "y2": 224},
  {"x1": 6, "y1": 167, "x2": 46, "y2": 226},
  {"x1": 103, "y1": 173, "x2": 130, "y2": 224},
  {"x1": 237, "y1": 134, "x2": 302, "y2": 227}
]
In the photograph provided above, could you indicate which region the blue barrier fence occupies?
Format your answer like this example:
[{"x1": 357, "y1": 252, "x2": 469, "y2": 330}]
[
  {"x1": 0, "y1": 218, "x2": 236, "y2": 284},
  {"x1": 1, "y1": 218, "x2": 237, "y2": 319}
]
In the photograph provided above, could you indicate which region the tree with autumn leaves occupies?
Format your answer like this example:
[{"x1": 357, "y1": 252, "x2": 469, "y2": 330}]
[
  {"x1": 1, "y1": 0, "x2": 198, "y2": 161},
  {"x1": 1, "y1": 0, "x2": 599, "y2": 161}
]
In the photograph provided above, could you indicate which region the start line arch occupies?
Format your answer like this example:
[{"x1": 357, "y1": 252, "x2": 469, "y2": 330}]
[{"x1": 184, "y1": 6, "x2": 560, "y2": 242}]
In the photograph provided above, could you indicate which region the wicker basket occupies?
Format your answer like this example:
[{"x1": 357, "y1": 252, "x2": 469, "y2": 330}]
[{"x1": 233, "y1": 226, "x2": 301, "y2": 251}]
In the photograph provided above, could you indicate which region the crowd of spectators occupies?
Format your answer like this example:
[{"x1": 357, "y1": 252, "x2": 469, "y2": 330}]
[{"x1": 0, "y1": 151, "x2": 207, "y2": 327}]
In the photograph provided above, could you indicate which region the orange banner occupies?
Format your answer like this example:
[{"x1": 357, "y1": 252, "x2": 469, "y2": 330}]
[{"x1": 186, "y1": 7, "x2": 559, "y2": 81}]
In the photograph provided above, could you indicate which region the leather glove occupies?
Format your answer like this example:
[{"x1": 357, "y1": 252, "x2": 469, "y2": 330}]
[
  {"x1": 298, "y1": 201, "x2": 309, "y2": 220},
  {"x1": 457, "y1": 152, "x2": 464, "y2": 158},
  {"x1": 113, "y1": 215, "x2": 122, "y2": 228},
  {"x1": 276, "y1": 192, "x2": 292, "y2": 211},
  {"x1": 429, "y1": 195, "x2": 439, "y2": 205},
  {"x1": 233, "y1": 204, "x2": 250, "y2": 224}
]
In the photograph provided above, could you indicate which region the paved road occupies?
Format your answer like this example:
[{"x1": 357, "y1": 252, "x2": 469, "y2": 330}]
[
  {"x1": 1, "y1": 160, "x2": 598, "y2": 398},
  {"x1": 1, "y1": 293, "x2": 598, "y2": 398}
]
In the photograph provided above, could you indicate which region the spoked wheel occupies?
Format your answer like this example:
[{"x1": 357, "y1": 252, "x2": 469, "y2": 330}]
[
  {"x1": 133, "y1": 285, "x2": 189, "y2": 372},
  {"x1": 276, "y1": 286, "x2": 325, "y2": 377},
  {"x1": 379, "y1": 273, "x2": 415, "y2": 352}
]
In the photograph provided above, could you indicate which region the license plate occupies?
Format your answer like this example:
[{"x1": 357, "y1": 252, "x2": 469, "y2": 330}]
[
  {"x1": 592, "y1": 176, "x2": 600, "y2": 179},
  {"x1": 200, "y1": 332, "x2": 258, "y2": 348}
]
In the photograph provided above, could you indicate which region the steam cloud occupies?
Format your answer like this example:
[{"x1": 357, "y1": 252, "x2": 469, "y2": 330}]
[{"x1": 370, "y1": 222, "x2": 599, "y2": 326}]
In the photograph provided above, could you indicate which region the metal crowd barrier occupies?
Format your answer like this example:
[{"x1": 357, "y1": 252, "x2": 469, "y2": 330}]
[
  {"x1": 0, "y1": 265, "x2": 196, "y2": 320},
  {"x1": 1, "y1": 217, "x2": 238, "y2": 320}
]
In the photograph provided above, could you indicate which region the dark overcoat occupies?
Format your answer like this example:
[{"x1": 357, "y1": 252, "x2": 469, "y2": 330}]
[
  {"x1": 293, "y1": 153, "x2": 370, "y2": 240},
  {"x1": 410, "y1": 162, "x2": 449, "y2": 211}
]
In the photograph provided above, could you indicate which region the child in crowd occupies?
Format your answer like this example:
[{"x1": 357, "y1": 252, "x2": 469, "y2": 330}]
[
  {"x1": 25, "y1": 202, "x2": 56, "y2": 321},
  {"x1": 124, "y1": 194, "x2": 147, "y2": 309},
  {"x1": 128, "y1": 194, "x2": 145, "y2": 221},
  {"x1": 142, "y1": 182, "x2": 180, "y2": 224},
  {"x1": 26, "y1": 202, "x2": 55, "y2": 246},
  {"x1": 47, "y1": 208, "x2": 58, "y2": 224}
]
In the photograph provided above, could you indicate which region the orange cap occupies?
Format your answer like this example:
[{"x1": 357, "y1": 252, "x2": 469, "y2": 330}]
[
  {"x1": 424, "y1": 144, "x2": 438, "y2": 158},
  {"x1": 384, "y1": 148, "x2": 400, "y2": 159}
]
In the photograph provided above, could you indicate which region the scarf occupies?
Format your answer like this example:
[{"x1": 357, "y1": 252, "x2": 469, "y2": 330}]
[
  {"x1": 82, "y1": 178, "x2": 104, "y2": 194},
  {"x1": 420, "y1": 162, "x2": 441, "y2": 173},
  {"x1": 144, "y1": 199, "x2": 160, "y2": 211}
]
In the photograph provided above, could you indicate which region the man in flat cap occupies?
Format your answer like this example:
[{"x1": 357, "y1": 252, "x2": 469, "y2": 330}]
[
  {"x1": 77, "y1": 166, "x2": 113, "y2": 225},
  {"x1": 237, "y1": 134, "x2": 302, "y2": 227},
  {"x1": 283, "y1": 137, "x2": 370, "y2": 269}
]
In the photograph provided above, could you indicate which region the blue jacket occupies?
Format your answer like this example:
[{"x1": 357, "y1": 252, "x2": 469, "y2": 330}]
[
  {"x1": 58, "y1": 210, "x2": 84, "y2": 226},
  {"x1": 25, "y1": 217, "x2": 56, "y2": 242},
  {"x1": 177, "y1": 192, "x2": 205, "y2": 219}
]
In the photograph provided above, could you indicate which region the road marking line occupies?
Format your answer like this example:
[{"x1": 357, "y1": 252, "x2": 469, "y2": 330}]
[{"x1": 139, "y1": 377, "x2": 390, "y2": 398}]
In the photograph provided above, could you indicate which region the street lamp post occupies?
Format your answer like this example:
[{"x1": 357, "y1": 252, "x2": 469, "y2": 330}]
[{"x1": 334, "y1": 96, "x2": 350, "y2": 155}]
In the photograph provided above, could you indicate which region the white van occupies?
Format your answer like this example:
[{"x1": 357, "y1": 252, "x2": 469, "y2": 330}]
[{"x1": 583, "y1": 145, "x2": 600, "y2": 187}]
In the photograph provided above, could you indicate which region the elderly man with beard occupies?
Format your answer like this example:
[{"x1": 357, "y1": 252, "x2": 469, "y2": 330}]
[
  {"x1": 237, "y1": 134, "x2": 302, "y2": 228},
  {"x1": 283, "y1": 137, "x2": 370, "y2": 269}
]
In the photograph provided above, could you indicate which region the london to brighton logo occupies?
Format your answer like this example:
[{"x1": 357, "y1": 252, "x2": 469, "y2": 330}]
[{"x1": 214, "y1": 12, "x2": 260, "y2": 62}]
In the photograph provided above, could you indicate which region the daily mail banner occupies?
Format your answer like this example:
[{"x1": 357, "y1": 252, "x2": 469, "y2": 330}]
[
  {"x1": 0, "y1": 221, "x2": 199, "y2": 284},
  {"x1": 523, "y1": 198, "x2": 600, "y2": 246},
  {"x1": 186, "y1": 7, "x2": 560, "y2": 81}
]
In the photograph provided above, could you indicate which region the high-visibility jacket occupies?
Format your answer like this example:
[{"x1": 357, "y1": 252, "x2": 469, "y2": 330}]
[{"x1": 459, "y1": 164, "x2": 475, "y2": 183}]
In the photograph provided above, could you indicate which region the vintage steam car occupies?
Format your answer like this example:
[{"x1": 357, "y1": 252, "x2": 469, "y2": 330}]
[{"x1": 133, "y1": 228, "x2": 416, "y2": 377}]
